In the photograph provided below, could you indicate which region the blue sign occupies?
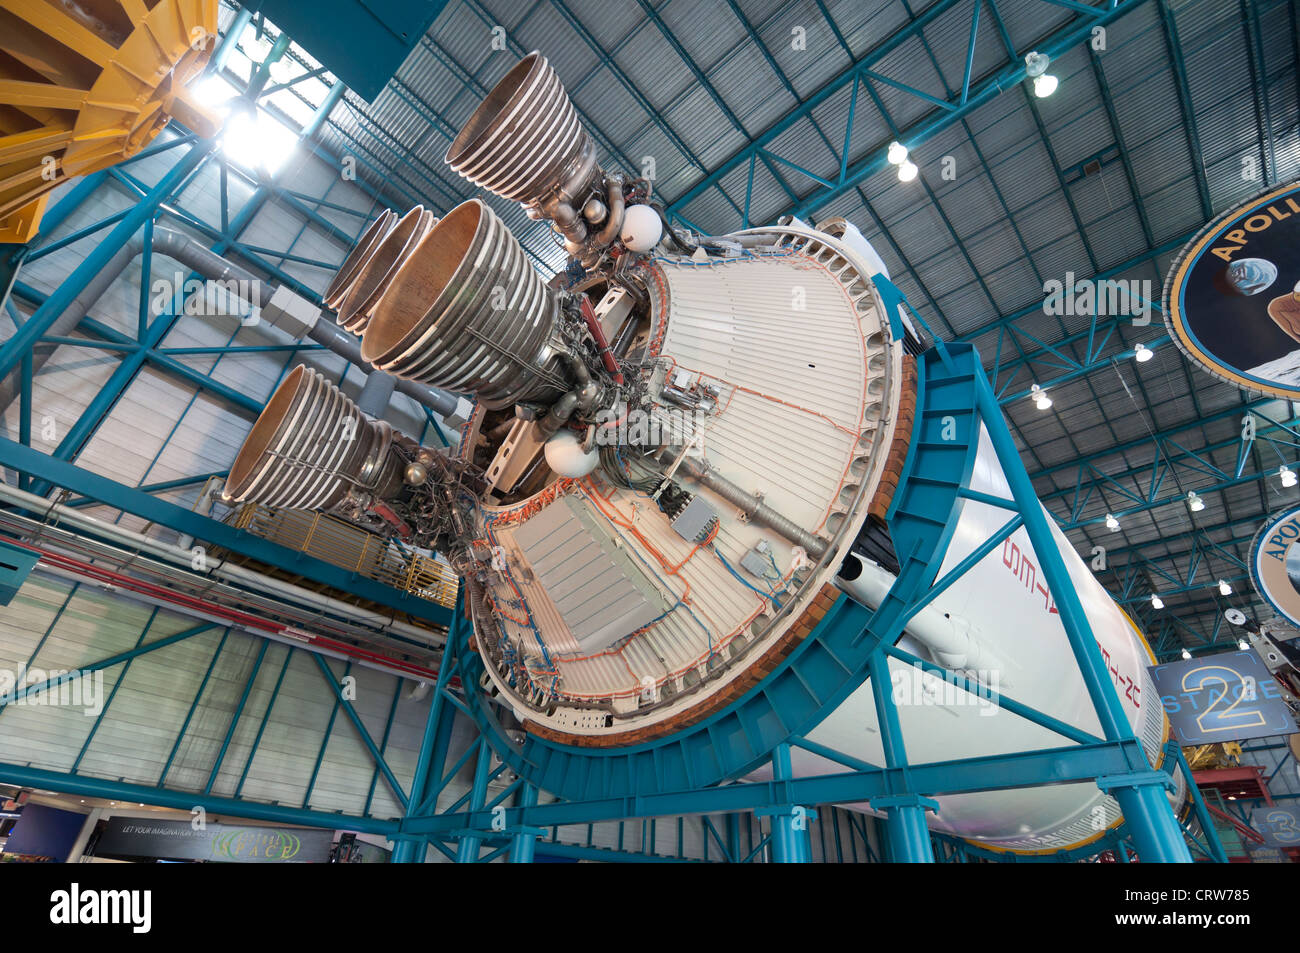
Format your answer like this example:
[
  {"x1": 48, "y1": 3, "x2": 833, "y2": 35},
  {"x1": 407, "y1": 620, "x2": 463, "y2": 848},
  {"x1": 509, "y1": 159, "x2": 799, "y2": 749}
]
[
  {"x1": 1251, "y1": 806, "x2": 1300, "y2": 848},
  {"x1": 1146, "y1": 649, "x2": 1297, "y2": 744}
]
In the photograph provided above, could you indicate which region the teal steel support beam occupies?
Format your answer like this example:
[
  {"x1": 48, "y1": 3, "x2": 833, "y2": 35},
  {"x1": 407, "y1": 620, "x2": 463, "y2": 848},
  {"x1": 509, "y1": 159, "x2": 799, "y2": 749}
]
[
  {"x1": 311, "y1": 652, "x2": 410, "y2": 811},
  {"x1": 301, "y1": 661, "x2": 350, "y2": 809},
  {"x1": 867, "y1": 648, "x2": 935, "y2": 862},
  {"x1": 765, "y1": 742, "x2": 812, "y2": 862},
  {"x1": 509, "y1": 784, "x2": 540, "y2": 863},
  {"x1": 0, "y1": 760, "x2": 397, "y2": 835},
  {"x1": 204, "y1": 639, "x2": 269, "y2": 795},
  {"x1": 234, "y1": 646, "x2": 294, "y2": 799},
  {"x1": 1, "y1": 621, "x2": 216, "y2": 711},
  {"x1": 392, "y1": 592, "x2": 463, "y2": 862},
  {"x1": 456, "y1": 740, "x2": 493, "y2": 863},
  {"x1": 0, "y1": 435, "x2": 452, "y2": 626},
  {"x1": 971, "y1": 358, "x2": 1191, "y2": 863},
  {"x1": 0, "y1": 142, "x2": 213, "y2": 384},
  {"x1": 157, "y1": 628, "x2": 230, "y2": 787}
]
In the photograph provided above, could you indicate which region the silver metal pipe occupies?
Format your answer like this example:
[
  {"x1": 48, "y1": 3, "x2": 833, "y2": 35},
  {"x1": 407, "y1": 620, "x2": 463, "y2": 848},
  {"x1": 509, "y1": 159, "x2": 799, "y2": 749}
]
[
  {"x1": 356, "y1": 366, "x2": 398, "y2": 418},
  {"x1": 659, "y1": 446, "x2": 830, "y2": 558},
  {"x1": 1, "y1": 225, "x2": 461, "y2": 420},
  {"x1": 0, "y1": 479, "x2": 441, "y2": 645}
]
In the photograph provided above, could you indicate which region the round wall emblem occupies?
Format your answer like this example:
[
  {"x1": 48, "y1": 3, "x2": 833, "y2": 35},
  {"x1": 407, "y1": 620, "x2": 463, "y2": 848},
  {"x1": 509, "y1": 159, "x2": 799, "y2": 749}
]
[
  {"x1": 1250, "y1": 505, "x2": 1300, "y2": 628},
  {"x1": 1164, "y1": 181, "x2": 1300, "y2": 398}
]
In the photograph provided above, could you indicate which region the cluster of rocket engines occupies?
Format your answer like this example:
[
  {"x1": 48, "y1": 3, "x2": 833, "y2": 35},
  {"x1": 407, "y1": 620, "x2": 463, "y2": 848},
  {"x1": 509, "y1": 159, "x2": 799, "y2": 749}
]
[{"x1": 223, "y1": 52, "x2": 1184, "y2": 853}]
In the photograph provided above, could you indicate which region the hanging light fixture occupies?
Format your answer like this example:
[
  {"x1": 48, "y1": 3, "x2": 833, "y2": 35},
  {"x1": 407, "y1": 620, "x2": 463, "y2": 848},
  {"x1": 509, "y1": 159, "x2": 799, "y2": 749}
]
[
  {"x1": 1024, "y1": 51, "x2": 1058, "y2": 98},
  {"x1": 1181, "y1": 647, "x2": 1192, "y2": 660},
  {"x1": 1186, "y1": 491, "x2": 1204, "y2": 512},
  {"x1": 887, "y1": 141, "x2": 909, "y2": 165},
  {"x1": 897, "y1": 160, "x2": 919, "y2": 182},
  {"x1": 1281, "y1": 465, "x2": 1297, "y2": 488},
  {"x1": 1105, "y1": 513, "x2": 1120, "y2": 532},
  {"x1": 1238, "y1": 637, "x2": 1250, "y2": 651},
  {"x1": 1134, "y1": 342, "x2": 1153, "y2": 363},
  {"x1": 1033, "y1": 73, "x2": 1059, "y2": 98},
  {"x1": 1150, "y1": 593, "x2": 1164, "y2": 609},
  {"x1": 1030, "y1": 383, "x2": 1052, "y2": 409},
  {"x1": 1218, "y1": 579, "x2": 1232, "y2": 596}
]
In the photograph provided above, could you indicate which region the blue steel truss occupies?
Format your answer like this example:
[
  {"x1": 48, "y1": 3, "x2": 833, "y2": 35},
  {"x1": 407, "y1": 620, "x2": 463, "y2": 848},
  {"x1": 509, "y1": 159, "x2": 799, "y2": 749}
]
[
  {"x1": 0, "y1": 0, "x2": 1273, "y2": 862},
  {"x1": 376, "y1": 340, "x2": 1206, "y2": 863}
]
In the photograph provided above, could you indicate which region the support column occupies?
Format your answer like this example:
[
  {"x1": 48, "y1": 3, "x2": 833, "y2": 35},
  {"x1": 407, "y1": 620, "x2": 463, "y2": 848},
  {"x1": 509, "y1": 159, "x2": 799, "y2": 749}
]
[
  {"x1": 456, "y1": 741, "x2": 493, "y2": 863},
  {"x1": 391, "y1": 591, "x2": 463, "y2": 863},
  {"x1": 972, "y1": 365, "x2": 1191, "y2": 863},
  {"x1": 866, "y1": 648, "x2": 935, "y2": 862},
  {"x1": 1171, "y1": 742, "x2": 1229, "y2": 864},
  {"x1": 509, "y1": 784, "x2": 540, "y2": 863},
  {"x1": 764, "y1": 743, "x2": 814, "y2": 862}
]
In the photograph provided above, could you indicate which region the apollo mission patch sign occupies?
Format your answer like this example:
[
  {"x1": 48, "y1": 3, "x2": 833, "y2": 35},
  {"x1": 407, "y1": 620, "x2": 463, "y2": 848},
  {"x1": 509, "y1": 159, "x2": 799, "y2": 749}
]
[
  {"x1": 1251, "y1": 505, "x2": 1300, "y2": 629},
  {"x1": 1164, "y1": 181, "x2": 1300, "y2": 399}
]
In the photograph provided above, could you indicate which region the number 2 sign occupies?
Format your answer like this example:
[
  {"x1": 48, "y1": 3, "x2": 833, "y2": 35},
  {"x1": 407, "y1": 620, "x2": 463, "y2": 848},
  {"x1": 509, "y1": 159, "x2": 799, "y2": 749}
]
[{"x1": 1147, "y1": 650, "x2": 1298, "y2": 744}]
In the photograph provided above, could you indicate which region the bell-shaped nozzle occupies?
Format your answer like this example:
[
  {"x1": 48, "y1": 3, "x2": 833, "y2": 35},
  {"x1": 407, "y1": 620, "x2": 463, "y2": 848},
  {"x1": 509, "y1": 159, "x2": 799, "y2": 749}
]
[
  {"x1": 322, "y1": 208, "x2": 396, "y2": 311},
  {"x1": 361, "y1": 199, "x2": 565, "y2": 410},
  {"x1": 335, "y1": 206, "x2": 436, "y2": 333},
  {"x1": 225, "y1": 365, "x2": 404, "y2": 515},
  {"x1": 446, "y1": 51, "x2": 597, "y2": 208}
]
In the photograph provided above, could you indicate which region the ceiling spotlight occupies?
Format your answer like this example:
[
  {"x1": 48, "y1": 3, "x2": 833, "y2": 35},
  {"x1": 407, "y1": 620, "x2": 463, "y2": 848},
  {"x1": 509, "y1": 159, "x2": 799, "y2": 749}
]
[
  {"x1": 1238, "y1": 637, "x2": 1250, "y2": 651},
  {"x1": 1030, "y1": 383, "x2": 1052, "y2": 409},
  {"x1": 1187, "y1": 491, "x2": 1204, "y2": 512},
  {"x1": 1105, "y1": 513, "x2": 1120, "y2": 532},
  {"x1": 1151, "y1": 593, "x2": 1164, "y2": 609},
  {"x1": 1134, "y1": 342, "x2": 1153, "y2": 363},
  {"x1": 1218, "y1": 579, "x2": 1232, "y2": 596},
  {"x1": 222, "y1": 105, "x2": 299, "y2": 175},
  {"x1": 1025, "y1": 51, "x2": 1058, "y2": 98},
  {"x1": 1281, "y1": 465, "x2": 1298, "y2": 488},
  {"x1": 1181, "y1": 647, "x2": 1192, "y2": 660},
  {"x1": 887, "y1": 141, "x2": 909, "y2": 165},
  {"x1": 897, "y1": 160, "x2": 919, "y2": 182}
]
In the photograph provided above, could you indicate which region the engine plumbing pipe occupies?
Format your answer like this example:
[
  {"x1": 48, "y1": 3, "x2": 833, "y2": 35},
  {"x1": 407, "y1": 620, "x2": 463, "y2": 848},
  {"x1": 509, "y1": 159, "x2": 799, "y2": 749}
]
[{"x1": 581, "y1": 294, "x2": 623, "y2": 384}]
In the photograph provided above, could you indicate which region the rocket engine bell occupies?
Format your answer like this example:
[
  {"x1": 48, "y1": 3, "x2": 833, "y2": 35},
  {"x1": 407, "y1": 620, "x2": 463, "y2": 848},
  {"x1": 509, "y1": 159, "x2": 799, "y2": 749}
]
[{"x1": 224, "y1": 51, "x2": 1186, "y2": 854}]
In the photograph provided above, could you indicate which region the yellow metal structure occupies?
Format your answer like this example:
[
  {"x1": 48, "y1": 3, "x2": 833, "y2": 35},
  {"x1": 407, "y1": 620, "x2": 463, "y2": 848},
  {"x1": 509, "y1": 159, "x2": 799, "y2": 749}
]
[
  {"x1": 231, "y1": 503, "x2": 460, "y2": 608},
  {"x1": 1183, "y1": 742, "x2": 1244, "y2": 771},
  {"x1": 0, "y1": 0, "x2": 221, "y2": 242}
]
